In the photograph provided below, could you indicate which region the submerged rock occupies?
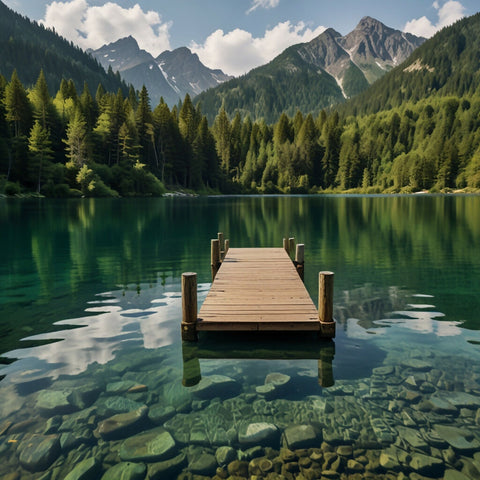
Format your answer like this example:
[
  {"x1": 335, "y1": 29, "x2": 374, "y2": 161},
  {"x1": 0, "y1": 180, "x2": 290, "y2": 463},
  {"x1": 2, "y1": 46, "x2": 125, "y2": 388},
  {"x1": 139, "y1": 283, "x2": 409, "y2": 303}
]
[
  {"x1": 64, "y1": 456, "x2": 101, "y2": 480},
  {"x1": 444, "y1": 392, "x2": 480, "y2": 408},
  {"x1": 265, "y1": 372, "x2": 291, "y2": 388},
  {"x1": 443, "y1": 470, "x2": 471, "y2": 480},
  {"x1": 101, "y1": 462, "x2": 146, "y2": 480},
  {"x1": 119, "y1": 428, "x2": 177, "y2": 462},
  {"x1": 36, "y1": 390, "x2": 78, "y2": 416},
  {"x1": 106, "y1": 380, "x2": 137, "y2": 395},
  {"x1": 96, "y1": 396, "x2": 144, "y2": 416},
  {"x1": 59, "y1": 406, "x2": 97, "y2": 432},
  {"x1": 401, "y1": 359, "x2": 432, "y2": 371},
  {"x1": 396, "y1": 426, "x2": 429, "y2": 450},
  {"x1": 434, "y1": 424, "x2": 480, "y2": 451},
  {"x1": 372, "y1": 365, "x2": 395, "y2": 376},
  {"x1": 148, "y1": 453, "x2": 186, "y2": 480},
  {"x1": 188, "y1": 452, "x2": 217, "y2": 475},
  {"x1": 409, "y1": 452, "x2": 444, "y2": 476},
  {"x1": 18, "y1": 434, "x2": 60, "y2": 472},
  {"x1": 69, "y1": 383, "x2": 102, "y2": 410},
  {"x1": 190, "y1": 375, "x2": 240, "y2": 399},
  {"x1": 148, "y1": 404, "x2": 176, "y2": 425},
  {"x1": 216, "y1": 446, "x2": 237, "y2": 466},
  {"x1": 283, "y1": 424, "x2": 318, "y2": 449},
  {"x1": 96, "y1": 405, "x2": 148, "y2": 440},
  {"x1": 238, "y1": 422, "x2": 280, "y2": 447}
]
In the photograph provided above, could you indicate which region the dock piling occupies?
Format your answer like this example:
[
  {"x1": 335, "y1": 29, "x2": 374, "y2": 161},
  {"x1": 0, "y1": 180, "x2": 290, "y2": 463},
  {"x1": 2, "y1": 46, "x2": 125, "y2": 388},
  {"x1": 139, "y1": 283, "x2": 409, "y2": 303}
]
[
  {"x1": 218, "y1": 232, "x2": 224, "y2": 259},
  {"x1": 224, "y1": 239, "x2": 230, "y2": 256},
  {"x1": 319, "y1": 271, "x2": 335, "y2": 337},
  {"x1": 211, "y1": 239, "x2": 221, "y2": 280},
  {"x1": 288, "y1": 237, "x2": 295, "y2": 258},
  {"x1": 295, "y1": 244, "x2": 305, "y2": 281},
  {"x1": 318, "y1": 343, "x2": 335, "y2": 387},
  {"x1": 283, "y1": 238, "x2": 289, "y2": 255},
  {"x1": 181, "y1": 272, "x2": 198, "y2": 342}
]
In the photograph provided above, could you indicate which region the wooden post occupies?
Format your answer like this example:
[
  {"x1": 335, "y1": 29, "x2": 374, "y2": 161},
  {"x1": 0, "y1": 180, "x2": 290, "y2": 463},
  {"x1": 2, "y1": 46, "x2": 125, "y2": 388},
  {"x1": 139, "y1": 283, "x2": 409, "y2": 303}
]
[
  {"x1": 288, "y1": 237, "x2": 295, "y2": 258},
  {"x1": 318, "y1": 343, "x2": 335, "y2": 388},
  {"x1": 224, "y1": 239, "x2": 229, "y2": 256},
  {"x1": 211, "y1": 239, "x2": 221, "y2": 281},
  {"x1": 283, "y1": 238, "x2": 289, "y2": 255},
  {"x1": 182, "y1": 343, "x2": 202, "y2": 386},
  {"x1": 295, "y1": 243, "x2": 305, "y2": 281},
  {"x1": 319, "y1": 271, "x2": 335, "y2": 338},
  {"x1": 181, "y1": 272, "x2": 198, "y2": 342},
  {"x1": 218, "y1": 232, "x2": 224, "y2": 260}
]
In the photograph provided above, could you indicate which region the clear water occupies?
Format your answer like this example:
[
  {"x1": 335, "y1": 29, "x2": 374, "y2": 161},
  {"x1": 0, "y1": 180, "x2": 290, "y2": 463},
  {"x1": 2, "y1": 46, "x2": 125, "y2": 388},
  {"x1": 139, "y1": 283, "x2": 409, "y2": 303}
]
[{"x1": 1, "y1": 195, "x2": 480, "y2": 479}]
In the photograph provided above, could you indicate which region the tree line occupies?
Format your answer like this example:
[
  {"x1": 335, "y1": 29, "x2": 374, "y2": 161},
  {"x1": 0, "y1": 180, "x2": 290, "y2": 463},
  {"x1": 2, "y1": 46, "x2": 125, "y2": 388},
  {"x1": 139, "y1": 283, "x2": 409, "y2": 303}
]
[{"x1": 1, "y1": 68, "x2": 480, "y2": 197}]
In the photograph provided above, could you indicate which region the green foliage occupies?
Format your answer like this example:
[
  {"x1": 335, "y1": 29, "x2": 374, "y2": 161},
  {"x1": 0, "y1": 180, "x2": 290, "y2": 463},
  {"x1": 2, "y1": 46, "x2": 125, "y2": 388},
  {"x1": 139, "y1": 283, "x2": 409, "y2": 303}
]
[
  {"x1": 195, "y1": 47, "x2": 344, "y2": 124},
  {"x1": 4, "y1": 181, "x2": 21, "y2": 195}
]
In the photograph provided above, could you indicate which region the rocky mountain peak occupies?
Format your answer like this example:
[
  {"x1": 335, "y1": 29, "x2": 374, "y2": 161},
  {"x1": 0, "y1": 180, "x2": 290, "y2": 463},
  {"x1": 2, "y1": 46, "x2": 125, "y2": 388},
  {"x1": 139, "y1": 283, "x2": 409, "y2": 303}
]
[{"x1": 90, "y1": 37, "x2": 232, "y2": 107}]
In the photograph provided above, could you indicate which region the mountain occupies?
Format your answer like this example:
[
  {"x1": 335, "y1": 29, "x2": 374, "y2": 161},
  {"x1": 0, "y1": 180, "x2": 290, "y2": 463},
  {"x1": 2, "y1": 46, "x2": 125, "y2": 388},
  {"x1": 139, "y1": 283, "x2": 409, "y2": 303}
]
[
  {"x1": 157, "y1": 47, "x2": 231, "y2": 97},
  {"x1": 338, "y1": 16, "x2": 424, "y2": 83},
  {"x1": 0, "y1": 0, "x2": 127, "y2": 95},
  {"x1": 91, "y1": 37, "x2": 179, "y2": 105},
  {"x1": 342, "y1": 12, "x2": 480, "y2": 115},
  {"x1": 195, "y1": 17, "x2": 425, "y2": 123},
  {"x1": 90, "y1": 37, "x2": 232, "y2": 107}
]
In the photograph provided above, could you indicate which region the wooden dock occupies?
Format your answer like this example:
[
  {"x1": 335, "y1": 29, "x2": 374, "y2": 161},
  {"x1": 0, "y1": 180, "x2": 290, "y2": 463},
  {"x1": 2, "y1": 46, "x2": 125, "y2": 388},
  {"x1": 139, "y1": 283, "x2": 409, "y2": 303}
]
[{"x1": 181, "y1": 235, "x2": 336, "y2": 341}]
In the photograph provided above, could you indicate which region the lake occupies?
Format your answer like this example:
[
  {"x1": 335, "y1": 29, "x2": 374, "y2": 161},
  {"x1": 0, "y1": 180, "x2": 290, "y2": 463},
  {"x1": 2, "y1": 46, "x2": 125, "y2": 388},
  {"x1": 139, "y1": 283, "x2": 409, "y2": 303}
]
[{"x1": 1, "y1": 195, "x2": 480, "y2": 479}]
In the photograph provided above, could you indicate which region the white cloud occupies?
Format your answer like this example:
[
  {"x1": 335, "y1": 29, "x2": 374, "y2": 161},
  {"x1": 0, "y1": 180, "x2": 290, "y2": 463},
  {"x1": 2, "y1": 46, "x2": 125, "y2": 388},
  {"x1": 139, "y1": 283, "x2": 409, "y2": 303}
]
[
  {"x1": 191, "y1": 21, "x2": 326, "y2": 76},
  {"x1": 404, "y1": 0, "x2": 466, "y2": 38},
  {"x1": 247, "y1": 0, "x2": 280, "y2": 15},
  {"x1": 42, "y1": 0, "x2": 171, "y2": 56}
]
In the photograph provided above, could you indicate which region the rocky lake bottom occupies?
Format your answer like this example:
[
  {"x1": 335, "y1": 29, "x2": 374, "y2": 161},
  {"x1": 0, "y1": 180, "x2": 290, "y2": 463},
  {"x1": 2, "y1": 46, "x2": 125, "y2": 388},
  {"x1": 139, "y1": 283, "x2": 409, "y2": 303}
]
[{"x1": 1, "y1": 337, "x2": 480, "y2": 480}]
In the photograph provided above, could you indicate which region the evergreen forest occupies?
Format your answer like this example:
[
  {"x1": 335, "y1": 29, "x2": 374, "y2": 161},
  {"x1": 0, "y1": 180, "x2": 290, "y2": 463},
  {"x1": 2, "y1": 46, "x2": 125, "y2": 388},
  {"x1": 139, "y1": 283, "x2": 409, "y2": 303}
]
[{"x1": 1, "y1": 67, "x2": 480, "y2": 197}]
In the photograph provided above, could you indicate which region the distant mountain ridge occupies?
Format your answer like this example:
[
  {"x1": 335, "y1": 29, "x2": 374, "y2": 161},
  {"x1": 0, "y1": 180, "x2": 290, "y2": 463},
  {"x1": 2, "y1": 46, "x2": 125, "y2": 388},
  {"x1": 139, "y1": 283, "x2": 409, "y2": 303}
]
[
  {"x1": 195, "y1": 17, "x2": 425, "y2": 123},
  {"x1": 90, "y1": 37, "x2": 232, "y2": 106},
  {"x1": 342, "y1": 12, "x2": 480, "y2": 115},
  {"x1": 0, "y1": 0, "x2": 127, "y2": 95}
]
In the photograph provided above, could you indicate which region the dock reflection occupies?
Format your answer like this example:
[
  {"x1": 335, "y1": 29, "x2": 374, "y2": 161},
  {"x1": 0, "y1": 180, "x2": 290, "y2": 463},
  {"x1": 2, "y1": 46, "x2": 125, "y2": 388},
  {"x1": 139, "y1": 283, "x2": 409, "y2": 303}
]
[{"x1": 182, "y1": 332, "x2": 335, "y2": 388}]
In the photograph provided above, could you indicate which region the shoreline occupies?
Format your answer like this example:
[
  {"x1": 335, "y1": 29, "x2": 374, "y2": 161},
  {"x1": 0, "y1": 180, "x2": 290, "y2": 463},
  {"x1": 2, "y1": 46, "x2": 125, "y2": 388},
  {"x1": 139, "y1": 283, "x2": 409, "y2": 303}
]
[{"x1": 1, "y1": 188, "x2": 480, "y2": 200}]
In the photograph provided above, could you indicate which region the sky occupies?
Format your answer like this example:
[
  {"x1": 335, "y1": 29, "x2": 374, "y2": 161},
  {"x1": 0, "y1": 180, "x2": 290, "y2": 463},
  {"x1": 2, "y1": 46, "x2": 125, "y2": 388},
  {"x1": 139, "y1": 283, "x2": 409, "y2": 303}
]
[{"x1": 3, "y1": 0, "x2": 479, "y2": 76}]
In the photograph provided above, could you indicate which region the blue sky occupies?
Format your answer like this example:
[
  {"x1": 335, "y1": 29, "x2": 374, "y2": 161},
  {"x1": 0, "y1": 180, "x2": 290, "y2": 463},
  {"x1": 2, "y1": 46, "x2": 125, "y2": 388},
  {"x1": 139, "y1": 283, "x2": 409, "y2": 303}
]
[{"x1": 3, "y1": 0, "x2": 479, "y2": 75}]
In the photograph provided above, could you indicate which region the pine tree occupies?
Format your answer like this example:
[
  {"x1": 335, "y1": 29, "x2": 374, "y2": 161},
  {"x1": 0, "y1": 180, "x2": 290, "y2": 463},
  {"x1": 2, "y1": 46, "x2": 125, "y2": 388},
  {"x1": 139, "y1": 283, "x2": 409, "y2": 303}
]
[
  {"x1": 64, "y1": 108, "x2": 88, "y2": 168},
  {"x1": 153, "y1": 100, "x2": 184, "y2": 185},
  {"x1": 4, "y1": 69, "x2": 32, "y2": 137},
  {"x1": 135, "y1": 85, "x2": 153, "y2": 167},
  {"x1": 212, "y1": 106, "x2": 232, "y2": 175},
  {"x1": 321, "y1": 112, "x2": 342, "y2": 188},
  {"x1": 79, "y1": 82, "x2": 97, "y2": 131},
  {"x1": 28, "y1": 120, "x2": 53, "y2": 192},
  {"x1": 30, "y1": 69, "x2": 55, "y2": 129}
]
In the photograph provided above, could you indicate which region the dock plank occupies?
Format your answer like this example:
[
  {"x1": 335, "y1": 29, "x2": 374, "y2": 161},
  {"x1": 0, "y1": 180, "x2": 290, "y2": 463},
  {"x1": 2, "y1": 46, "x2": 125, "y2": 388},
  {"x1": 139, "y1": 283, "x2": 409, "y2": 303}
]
[{"x1": 197, "y1": 247, "x2": 321, "y2": 332}]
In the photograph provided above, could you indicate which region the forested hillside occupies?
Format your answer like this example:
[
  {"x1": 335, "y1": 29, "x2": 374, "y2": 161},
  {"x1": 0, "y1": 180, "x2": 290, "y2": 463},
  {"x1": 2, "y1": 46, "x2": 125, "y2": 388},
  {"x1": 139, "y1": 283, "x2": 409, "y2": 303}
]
[
  {"x1": 0, "y1": 1, "x2": 127, "y2": 95},
  {"x1": 343, "y1": 12, "x2": 480, "y2": 116},
  {"x1": 0, "y1": 69, "x2": 223, "y2": 197},
  {"x1": 195, "y1": 45, "x2": 344, "y2": 125}
]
